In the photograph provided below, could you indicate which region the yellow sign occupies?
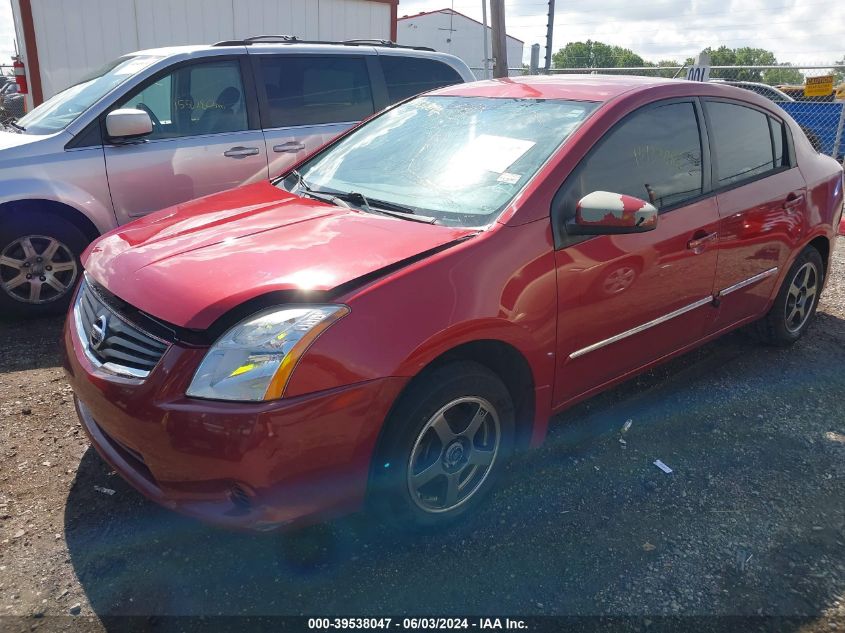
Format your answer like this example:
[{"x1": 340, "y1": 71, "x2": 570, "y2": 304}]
[{"x1": 804, "y1": 75, "x2": 834, "y2": 97}]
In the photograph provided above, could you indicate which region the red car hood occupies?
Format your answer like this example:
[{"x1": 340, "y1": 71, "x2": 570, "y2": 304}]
[{"x1": 84, "y1": 181, "x2": 475, "y2": 329}]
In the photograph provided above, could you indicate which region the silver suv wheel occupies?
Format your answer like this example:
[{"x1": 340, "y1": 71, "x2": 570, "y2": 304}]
[{"x1": 0, "y1": 235, "x2": 79, "y2": 304}]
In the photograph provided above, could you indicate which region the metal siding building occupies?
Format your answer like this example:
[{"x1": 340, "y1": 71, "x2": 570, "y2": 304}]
[
  {"x1": 10, "y1": 0, "x2": 398, "y2": 108},
  {"x1": 397, "y1": 8, "x2": 523, "y2": 79}
]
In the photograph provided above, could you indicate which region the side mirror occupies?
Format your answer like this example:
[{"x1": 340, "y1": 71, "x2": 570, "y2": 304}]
[
  {"x1": 568, "y1": 191, "x2": 658, "y2": 235},
  {"x1": 106, "y1": 109, "x2": 153, "y2": 140}
]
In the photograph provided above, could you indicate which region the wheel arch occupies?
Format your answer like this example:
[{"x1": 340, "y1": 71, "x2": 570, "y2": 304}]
[
  {"x1": 385, "y1": 338, "x2": 538, "y2": 453},
  {"x1": 0, "y1": 198, "x2": 102, "y2": 243},
  {"x1": 807, "y1": 234, "x2": 830, "y2": 276}
]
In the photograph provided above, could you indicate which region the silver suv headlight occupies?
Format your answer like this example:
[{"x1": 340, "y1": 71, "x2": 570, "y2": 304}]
[{"x1": 186, "y1": 305, "x2": 349, "y2": 402}]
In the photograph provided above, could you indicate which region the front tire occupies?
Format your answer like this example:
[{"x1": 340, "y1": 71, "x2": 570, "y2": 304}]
[
  {"x1": 755, "y1": 246, "x2": 824, "y2": 346},
  {"x1": 370, "y1": 361, "x2": 515, "y2": 529},
  {"x1": 0, "y1": 213, "x2": 88, "y2": 318}
]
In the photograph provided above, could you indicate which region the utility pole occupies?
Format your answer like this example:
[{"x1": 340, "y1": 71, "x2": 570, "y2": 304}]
[
  {"x1": 530, "y1": 43, "x2": 540, "y2": 75},
  {"x1": 490, "y1": 0, "x2": 508, "y2": 78},
  {"x1": 544, "y1": 0, "x2": 555, "y2": 73},
  {"x1": 481, "y1": 0, "x2": 490, "y2": 80}
]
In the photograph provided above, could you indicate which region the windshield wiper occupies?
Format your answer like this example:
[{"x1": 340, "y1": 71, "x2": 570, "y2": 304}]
[
  {"x1": 333, "y1": 191, "x2": 437, "y2": 224},
  {"x1": 7, "y1": 120, "x2": 25, "y2": 132},
  {"x1": 289, "y1": 169, "x2": 312, "y2": 193},
  {"x1": 288, "y1": 170, "x2": 344, "y2": 206},
  {"x1": 288, "y1": 172, "x2": 436, "y2": 224}
]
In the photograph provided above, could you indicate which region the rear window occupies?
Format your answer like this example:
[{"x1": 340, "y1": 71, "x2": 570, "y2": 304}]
[
  {"x1": 706, "y1": 101, "x2": 777, "y2": 186},
  {"x1": 259, "y1": 56, "x2": 374, "y2": 128},
  {"x1": 380, "y1": 56, "x2": 464, "y2": 103}
]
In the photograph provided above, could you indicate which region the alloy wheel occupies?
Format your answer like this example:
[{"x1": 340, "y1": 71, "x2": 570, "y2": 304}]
[
  {"x1": 784, "y1": 262, "x2": 818, "y2": 334},
  {"x1": 407, "y1": 396, "x2": 501, "y2": 513},
  {"x1": 0, "y1": 235, "x2": 78, "y2": 304}
]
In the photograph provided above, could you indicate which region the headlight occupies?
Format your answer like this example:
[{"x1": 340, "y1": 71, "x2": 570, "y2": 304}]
[{"x1": 186, "y1": 305, "x2": 349, "y2": 402}]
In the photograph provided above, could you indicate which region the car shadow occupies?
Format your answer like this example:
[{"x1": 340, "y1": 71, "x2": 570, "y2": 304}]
[
  {"x1": 63, "y1": 320, "x2": 845, "y2": 629},
  {"x1": 0, "y1": 314, "x2": 66, "y2": 373}
]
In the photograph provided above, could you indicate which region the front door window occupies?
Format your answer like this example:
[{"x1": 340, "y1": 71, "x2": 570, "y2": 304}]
[{"x1": 115, "y1": 60, "x2": 248, "y2": 138}]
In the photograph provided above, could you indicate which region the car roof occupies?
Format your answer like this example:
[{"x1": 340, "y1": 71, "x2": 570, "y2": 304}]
[
  {"x1": 125, "y1": 41, "x2": 473, "y2": 78},
  {"x1": 430, "y1": 74, "x2": 686, "y2": 102},
  {"x1": 131, "y1": 41, "x2": 442, "y2": 58}
]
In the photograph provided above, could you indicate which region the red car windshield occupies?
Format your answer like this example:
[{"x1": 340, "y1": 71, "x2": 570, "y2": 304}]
[{"x1": 284, "y1": 96, "x2": 597, "y2": 227}]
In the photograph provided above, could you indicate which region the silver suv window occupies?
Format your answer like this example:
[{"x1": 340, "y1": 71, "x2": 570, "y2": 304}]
[
  {"x1": 258, "y1": 56, "x2": 374, "y2": 128},
  {"x1": 17, "y1": 55, "x2": 162, "y2": 135},
  {"x1": 380, "y1": 56, "x2": 464, "y2": 103},
  {"x1": 114, "y1": 59, "x2": 248, "y2": 139}
]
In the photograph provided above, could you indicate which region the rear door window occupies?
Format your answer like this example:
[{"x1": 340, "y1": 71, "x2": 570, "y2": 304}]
[
  {"x1": 258, "y1": 56, "x2": 374, "y2": 128},
  {"x1": 380, "y1": 56, "x2": 464, "y2": 103},
  {"x1": 770, "y1": 117, "x2": 786, "y2": 167},
  {"x1": 706, "y1": 101, "x2": 776, "y2": 186}
]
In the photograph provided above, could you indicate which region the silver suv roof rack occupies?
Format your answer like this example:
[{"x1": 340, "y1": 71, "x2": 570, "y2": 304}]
[{"x1": 212, "y1": 35, "x2": 434, "y2": 52}]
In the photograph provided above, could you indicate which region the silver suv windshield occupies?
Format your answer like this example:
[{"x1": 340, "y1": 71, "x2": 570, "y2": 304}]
[
  {"x1": 282, "y1": 96, "x2": 597, "y2": 228},
  {"x1": 16, "y1": 55, "x2": 162, "y2": 135}
]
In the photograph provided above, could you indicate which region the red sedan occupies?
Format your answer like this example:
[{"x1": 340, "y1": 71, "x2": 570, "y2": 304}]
[{"x1": 64, "y1": 76, "x2": 843, "y2": 531}]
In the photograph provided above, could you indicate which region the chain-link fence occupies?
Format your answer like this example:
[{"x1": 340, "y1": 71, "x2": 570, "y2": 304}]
[
  {"x1": 469, "y1": 67, "x2": 527, "y2": 80},
  {"x1": 539, "y1": 64, "x2": 845, "y2": 164},
  {"x1": 0, "y1": 64, "x2": 25, "y2": 123}
]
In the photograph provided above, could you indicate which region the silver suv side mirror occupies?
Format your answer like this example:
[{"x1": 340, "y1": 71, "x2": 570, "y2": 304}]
[{"x1": 106, "y1": 109, "x2": 153, "y2": 140}]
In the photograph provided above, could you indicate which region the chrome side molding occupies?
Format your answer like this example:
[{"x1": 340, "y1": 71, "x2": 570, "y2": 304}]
[
  {"x1": 569, "y1": 296, "x2": 714, "y2": 359},
  {"x1": 716, "y1": 266, "x2": 779, "y2": 298},
  {"x1": 569, "y1": 266, "x2": 779, "y2": 360}
]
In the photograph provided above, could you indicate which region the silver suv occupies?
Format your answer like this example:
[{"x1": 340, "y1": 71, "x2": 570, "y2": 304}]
[{"x1": 0, "y1": 37, "x2": 473, "y2": 316}]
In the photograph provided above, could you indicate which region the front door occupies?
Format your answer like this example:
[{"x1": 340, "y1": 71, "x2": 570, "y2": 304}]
[
  {"x1": 252, "y1": 54, "x2": 376, "y2": 179},
  {"x1": 104, "y1": 58, "x2": 269, "y2": 223},
  {"x1": 552, "y1": 100, "x2": 720, "y2": 406},
  {"x1": 702, "y1": 100, "x2": 807, "y2": 332}
]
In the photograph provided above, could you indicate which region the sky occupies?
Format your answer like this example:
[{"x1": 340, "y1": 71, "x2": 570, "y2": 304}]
[
  {"x1": 0, "y1": 0, "x2": 842, "y2": 70},
  {"x1": 399, "y1": 0, "x2": 845, "y2": 66},
  {"x1": 0, "y1": 0, "x2": 13, "y2": 70}
]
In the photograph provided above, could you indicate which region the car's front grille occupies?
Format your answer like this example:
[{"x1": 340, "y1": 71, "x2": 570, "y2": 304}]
[{"x1": 73, "y1": 278, "x2": 169, "y2": 379}]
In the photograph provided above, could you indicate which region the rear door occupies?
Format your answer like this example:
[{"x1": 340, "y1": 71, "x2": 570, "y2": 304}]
[
  {"x1": 254, "y1": 54, "x2": 376, "y2": 179},
  {"x1": 703, "y1": 99, "x2": 806, "y2": 332},
  {"x1": 552, "y1": 99, "x2": 720, "y2": 405},
  {"x1": 104, "y1": 57, "x2": 268, "y2": 223}
]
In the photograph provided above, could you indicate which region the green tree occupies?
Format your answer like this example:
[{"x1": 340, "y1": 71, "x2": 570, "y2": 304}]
[
  {"x1": 553, "y1": 40, "x2": 645, "y2": 69},
  {"x1": 834, "y1": 56, "x2": 844, "y2": 83},
  {"x1": 762, "y1": 65, "x2": 804, "y2": 86},
  {"x1": 645, "y1": 59, "x2": 683, "y2": 78},
  {"x1": 684, "y1": 46, "x2": 781, "y2": 82}
]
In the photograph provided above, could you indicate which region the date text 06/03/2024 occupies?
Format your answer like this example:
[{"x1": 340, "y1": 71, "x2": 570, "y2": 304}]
[{"x1": 307, "y1": 618, "x2": 529, "y2": 630}]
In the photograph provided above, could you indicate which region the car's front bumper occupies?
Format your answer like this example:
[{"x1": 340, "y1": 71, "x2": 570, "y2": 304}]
[{"x1": 63, "y1": 318, "x2": 407, "y2": 532}]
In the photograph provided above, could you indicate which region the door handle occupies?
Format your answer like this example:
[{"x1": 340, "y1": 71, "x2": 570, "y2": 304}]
[
  {"x1": 783, "y1": 193, "x2": 805, "y2": 211},
  {"x1": 687, "y1": 230, "x2": 718, "y2": 253},
  {"x1": 223, "y1": 146, "x2": 260, "y2": 158},
  {"x1": 273, "y1": 141, "x2": 306, "y2": 153}
]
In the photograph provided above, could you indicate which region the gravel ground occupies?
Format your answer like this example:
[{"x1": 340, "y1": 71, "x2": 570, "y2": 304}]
[{"x1": 1, "y1": 243, "x2": 844, "y2": 632}]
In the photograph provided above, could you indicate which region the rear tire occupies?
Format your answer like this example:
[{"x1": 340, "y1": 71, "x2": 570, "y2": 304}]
[
  {"x1": 754, "y1": 246, "x2": 824, "y2": 346},
  {"x1": 370, "y1": 361, "x2": 515, "y2": 530},
  {"x1": 0, "y1": 212, "x2": 88, "y2": 319}
]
